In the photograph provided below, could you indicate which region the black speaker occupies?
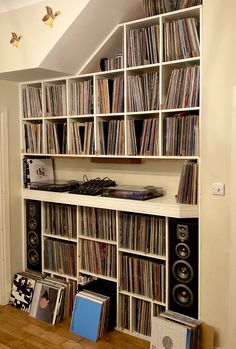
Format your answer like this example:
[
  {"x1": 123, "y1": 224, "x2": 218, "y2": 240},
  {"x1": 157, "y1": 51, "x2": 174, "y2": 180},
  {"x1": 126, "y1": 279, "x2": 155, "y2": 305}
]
[
  {"x1": 26, "y1": 200, "x2": 42, "y2": 272},
  {"x1": 168, "y1": 218, "x2": 198, "y2": 318}
]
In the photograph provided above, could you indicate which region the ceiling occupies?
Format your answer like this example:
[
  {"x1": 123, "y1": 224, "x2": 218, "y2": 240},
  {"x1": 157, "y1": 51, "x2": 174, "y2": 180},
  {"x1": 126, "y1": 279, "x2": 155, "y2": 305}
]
[{"x1": 0, "y1": 0, "x2": 43, "y2": 13}]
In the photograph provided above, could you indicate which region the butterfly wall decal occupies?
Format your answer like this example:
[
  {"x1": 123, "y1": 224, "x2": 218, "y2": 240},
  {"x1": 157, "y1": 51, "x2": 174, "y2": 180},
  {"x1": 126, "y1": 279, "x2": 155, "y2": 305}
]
[
  {"x1": 42, "y1": 6, "x2": 61, "y2": 28},
  {"x1": 10, "y1": 33, "x2": 22, "y2": 48}
]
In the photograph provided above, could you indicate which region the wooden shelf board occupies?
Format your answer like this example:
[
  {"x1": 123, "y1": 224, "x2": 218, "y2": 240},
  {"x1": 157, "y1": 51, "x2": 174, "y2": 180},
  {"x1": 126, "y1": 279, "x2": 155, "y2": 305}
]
[{"x1": 23, "y1": 189, "x2": 199, "y2": 218}]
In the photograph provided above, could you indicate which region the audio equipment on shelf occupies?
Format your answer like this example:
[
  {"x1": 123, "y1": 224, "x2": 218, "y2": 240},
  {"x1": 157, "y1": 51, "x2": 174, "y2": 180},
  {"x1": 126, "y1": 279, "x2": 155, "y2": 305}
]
[
  {"x1": 25, "y1": 200, "x2": 42, "y2": 272},
  {"x1": 101, "y1": 185, "x2": 163, "y2": 200},
  {"x1": 168, "y1": 218, "x2": 198, "y2": 319},
  {"x1": 70, "y1": 177, "x2": 116, "y2": 196}
]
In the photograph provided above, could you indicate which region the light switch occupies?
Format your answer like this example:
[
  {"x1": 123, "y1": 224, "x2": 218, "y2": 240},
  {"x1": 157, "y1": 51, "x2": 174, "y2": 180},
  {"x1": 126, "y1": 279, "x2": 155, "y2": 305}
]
[{"x1": 212, "y1": 183, "x2": 225, "y2": 196}]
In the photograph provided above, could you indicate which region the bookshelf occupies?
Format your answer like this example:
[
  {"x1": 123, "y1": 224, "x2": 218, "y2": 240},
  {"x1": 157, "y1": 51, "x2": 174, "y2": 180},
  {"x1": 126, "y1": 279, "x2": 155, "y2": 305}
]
[{"x1": 21, "y1": 3, "x2": 201, "y2": 340}]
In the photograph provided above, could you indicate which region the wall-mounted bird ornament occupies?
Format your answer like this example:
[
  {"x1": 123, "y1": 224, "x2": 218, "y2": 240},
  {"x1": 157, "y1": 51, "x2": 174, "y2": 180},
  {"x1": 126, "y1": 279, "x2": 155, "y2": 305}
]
[
  {"x1": 42, "y1": 6, "x2": 61, "y2": 28},
  {"x1": 10, "y1": 33, "x2": 22, "y2": 48}
]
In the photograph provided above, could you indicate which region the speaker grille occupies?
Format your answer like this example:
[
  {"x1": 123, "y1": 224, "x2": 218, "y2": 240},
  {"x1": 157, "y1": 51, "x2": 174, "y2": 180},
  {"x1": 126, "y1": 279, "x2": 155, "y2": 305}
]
[
  {"x1": 26, "y1": 200, "x2": 42, "y2": 272},
  {"x1": 169, "y1": 218, "x2": 198, "y2": 318}
]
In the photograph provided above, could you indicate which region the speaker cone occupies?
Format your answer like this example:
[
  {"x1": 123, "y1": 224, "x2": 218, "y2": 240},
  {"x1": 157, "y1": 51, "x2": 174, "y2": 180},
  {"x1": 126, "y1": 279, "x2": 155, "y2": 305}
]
[
  {"x1": 176, "y1": 224, "x2": 189, "y2": 241},
  {"x1": 172, "y1": 284, "x2": 194, "y2": 308},
  {"x1": 29, "y1": 218, "x2": 37, "y2": 230},
  {"x1": 172, "y1": 260, "x2": 193, "y2": 283},
  {"x1": 175, "y1": 243, "x2": 190, "y2": 259},
  {"x1": 28, "y1": 249, "x2": 39, "y2": 265},
  {"x1": 28, "y1": 231, "x2": 39, "y2": 248}
]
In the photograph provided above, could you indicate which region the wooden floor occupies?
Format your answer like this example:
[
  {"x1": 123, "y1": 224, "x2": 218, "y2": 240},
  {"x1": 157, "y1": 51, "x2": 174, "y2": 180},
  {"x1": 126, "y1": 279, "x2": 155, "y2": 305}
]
[{"x1": 0, "y1": 305, "x2": 149, "y2": 349}]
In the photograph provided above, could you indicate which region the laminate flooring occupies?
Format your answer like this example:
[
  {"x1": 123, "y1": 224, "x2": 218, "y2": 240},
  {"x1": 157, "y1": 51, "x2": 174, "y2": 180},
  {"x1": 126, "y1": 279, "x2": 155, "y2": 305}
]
[{"x1": 0, "y1": 305, "x2": 150, "y2": 349}]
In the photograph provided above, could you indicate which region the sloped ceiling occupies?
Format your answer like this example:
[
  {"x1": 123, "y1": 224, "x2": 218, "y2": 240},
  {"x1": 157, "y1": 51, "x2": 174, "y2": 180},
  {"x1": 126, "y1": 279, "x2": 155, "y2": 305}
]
[
  {"x1": 0, "y1": 0, "x2": 143, "y2": 82},
  {"x1": 0, "y1": 0, "x2": 44, "y2": 14}
]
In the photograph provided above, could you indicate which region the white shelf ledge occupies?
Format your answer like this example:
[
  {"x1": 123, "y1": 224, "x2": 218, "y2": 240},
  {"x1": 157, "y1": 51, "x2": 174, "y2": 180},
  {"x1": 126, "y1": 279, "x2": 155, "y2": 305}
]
[{"x1": 22, "y1": 189, "x2": 199, "y2": 218}]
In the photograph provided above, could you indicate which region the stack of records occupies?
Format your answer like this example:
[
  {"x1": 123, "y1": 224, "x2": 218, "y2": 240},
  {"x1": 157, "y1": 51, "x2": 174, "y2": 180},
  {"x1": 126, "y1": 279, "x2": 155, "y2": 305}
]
[
  {"x1": 151, "y1": 310, "x2": 201, "y2": 349},
  {"x1": 29, "y1": 277, "x2": 73, "y2": 324},
  {"x1": 9, "y1": 271, "x2": 43, "y2": 313},
  {"x1": 70, "y1": 290, "x2": 110, "y2": 342}
]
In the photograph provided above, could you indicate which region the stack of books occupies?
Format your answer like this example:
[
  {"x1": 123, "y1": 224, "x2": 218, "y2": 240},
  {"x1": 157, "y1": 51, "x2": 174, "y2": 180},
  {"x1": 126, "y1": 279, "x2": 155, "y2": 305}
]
[{"x1": 70, "y1": 290, "x2": 110, "y2": 342}]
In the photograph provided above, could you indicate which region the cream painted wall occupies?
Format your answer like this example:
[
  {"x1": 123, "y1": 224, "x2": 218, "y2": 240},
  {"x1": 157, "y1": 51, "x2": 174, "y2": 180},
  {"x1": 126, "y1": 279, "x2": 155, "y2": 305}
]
[
  {"x1": 54, "y1": 158, "x2": 184, "y2": 199},
  {"x1": 0, "y1": 80, "x2": 21, "y2": 276},
  {"x1": 201, "y1": 1, "x2": 236, "y2": 348},
  {"x1": 0, "y1": 0, "x2": 89, "y2": 73}
]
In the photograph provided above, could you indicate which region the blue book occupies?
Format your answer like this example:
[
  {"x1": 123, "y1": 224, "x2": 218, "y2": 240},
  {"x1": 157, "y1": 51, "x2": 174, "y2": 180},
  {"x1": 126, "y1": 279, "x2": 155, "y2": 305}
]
[{"x1": 70, "y1": 293, "x2": 103, "y2": 342}]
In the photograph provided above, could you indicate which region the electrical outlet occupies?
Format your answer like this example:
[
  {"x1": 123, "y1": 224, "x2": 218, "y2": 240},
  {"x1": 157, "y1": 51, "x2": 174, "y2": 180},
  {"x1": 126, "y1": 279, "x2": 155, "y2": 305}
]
[{"x1": 212, "y1": 183, "x2": 225, "y2": 196}]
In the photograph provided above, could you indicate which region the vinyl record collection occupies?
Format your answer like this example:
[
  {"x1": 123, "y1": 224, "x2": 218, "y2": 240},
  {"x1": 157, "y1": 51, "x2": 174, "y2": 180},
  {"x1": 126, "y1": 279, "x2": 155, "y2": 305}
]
[
  {"x1": 45, "y1": 84, "x2": 67, "y2": 117},
  {"x1": 119, "y1": 295, "x2": 165, "y2": 336},
  {"x1": 127, "y1": 71, "x2": 160, "y2": 112},
  {"x1": 22, "y1": 86, "x2": 42, "y2": 118},
  {"x1": 70, "y1": 79, "x2": 94, "y2": 115},
  {"x1": 101, "y1": 52, "x2": 124, "y2": 71},
  {"x1": 44, "y1": 238, "x2": 77, "y2": 277},
  {"x1": 9, "y1": 271, "x2": 77, "y2": 323},
  {"x1": 134, "y1": 299, "x2": 151, "y2": 336},
  {"x1": 9, "y1": 271, "x2": 42, "y2": 312},
  {"x1": 70, "y1": 120, "x2": 95, "y2": 155},
  {"x1": 177, "y1": 160, "x2": 198, "y2": 204},
  {"x1": 164, "y1": 65, "x2": 200, "y2": 109},
  {"x1": 29, "y1": 276, "x2": 76, "y2": 324},
  {"x1": 163, "y1": 113, "x2": 199, "y2": 156},
  {"x1": 119, "y1": 212, "x2": 166, "y2": 256},
  {"x1": 151, "y1": 310, "x2": 201, "y2": 349},
  {"x1": 143, "y1": 0, "x2": 202, "y2": 17},
  {"x1": 45, "y1": 122, "x2": 67, "y2": 154},
  {"x1": 23, "y1": 123, "x2": 42, "y2": 153},
  {"x1": 70, "y1": 290, "x2": 110, "y2": 341},
  {"x1": 127, "y1": 25, "x2": 160, "y2": 67},
  {"x1": 19, "y1": 0, "x2": 203, "y2": 341},
  {"x1": 45, "y1": 203, "x2": 77, "y2": 239},
  {"x1": 120, "y1": 255, "x2": 165, "y2": 301},
  {"x1": 163, "y1": 17, "x2": 200, "y2": 61},
  {"x1": 119, "y1": 294, "x2": 130, "y2": 330},
  {"x1": 143, "y1": 0, "x2": 172, "y2": 16},
  {"x1": 97, "y1": 119, "x2": 125, "y2": 155},
  {"x1": 97, "y1": 77, "x2": 124, "y2": 114},
  {"x1": 175, "y1": 0, "x2": 202, "y2": 10},
  {"x1": 80, "y1": 207, "x2": 116, "y2": 241},
  {"x1": 127, "y1": 117, "x2": 159, "y2": 156},
  {"x1": 80, "y1": 240, "x2": 117, "y2": 278},
  {"x1": 153, "y1": 304, "x2": 166, "y2": 317}
]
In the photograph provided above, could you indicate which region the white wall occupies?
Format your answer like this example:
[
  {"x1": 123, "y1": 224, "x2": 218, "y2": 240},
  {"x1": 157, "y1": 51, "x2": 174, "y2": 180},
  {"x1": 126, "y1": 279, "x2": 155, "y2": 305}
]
[
  {"x1": 201, "y1": 1, "x2": 236, "y2": 348},
  {"x1": 54, "y1": 158, "x2": 184, "y2": 199},
  {"x1": 0, "y1": 80, "x2": 21, "y2": 277},
  {"x1": 0, "y1": 0, "x2": 89, "y2": 73}
]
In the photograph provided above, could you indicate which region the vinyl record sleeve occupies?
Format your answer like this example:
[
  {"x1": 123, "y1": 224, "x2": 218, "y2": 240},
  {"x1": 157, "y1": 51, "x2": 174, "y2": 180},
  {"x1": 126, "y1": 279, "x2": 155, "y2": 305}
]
[
  {"x1": 9, "y1": 273, "x2": 36, "y2": 312},
  {"x1": 29, "y1": 281, "x2": 62, "y2": 324},
  {"x1": 150, "y1": 315, "x2": 189, "y2": 349},
  {"x1": 28, "y1": 158, "x2": 54, "y2": 184},
  {"x1": 70, "y1": 293, "x2": 104, "y2": 342}
]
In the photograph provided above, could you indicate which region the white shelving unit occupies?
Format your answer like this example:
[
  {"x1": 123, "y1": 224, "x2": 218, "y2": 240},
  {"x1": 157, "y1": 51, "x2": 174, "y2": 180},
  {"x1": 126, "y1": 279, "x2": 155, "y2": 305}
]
[{"x1": 20, "y1": 4, "x2": 202, "y2": 340}]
